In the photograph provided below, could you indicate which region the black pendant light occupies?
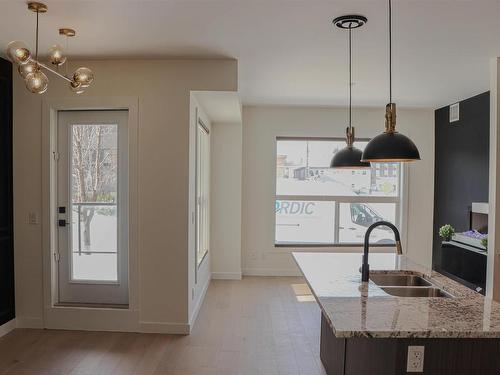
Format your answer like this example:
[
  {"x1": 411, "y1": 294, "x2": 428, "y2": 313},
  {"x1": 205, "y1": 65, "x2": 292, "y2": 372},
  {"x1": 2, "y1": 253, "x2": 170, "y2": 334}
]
[
  {"x1": 330, "y1": 15, "x2": 371, "y2": 169},
  {"x1": 361, "y1": 0, "x2": 420, "y2": 162}
]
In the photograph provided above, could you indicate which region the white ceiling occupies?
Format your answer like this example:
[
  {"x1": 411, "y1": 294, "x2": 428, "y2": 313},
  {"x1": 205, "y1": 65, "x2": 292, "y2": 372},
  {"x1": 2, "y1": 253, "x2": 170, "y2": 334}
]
[{"x1": 2, "y1": 0, "x2": 499, "y2": 108}]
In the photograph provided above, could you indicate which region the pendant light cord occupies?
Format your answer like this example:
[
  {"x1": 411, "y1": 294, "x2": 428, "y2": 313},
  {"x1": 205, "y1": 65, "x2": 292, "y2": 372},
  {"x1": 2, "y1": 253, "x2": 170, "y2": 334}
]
[
  {"x1": 348, "y1": 25, "x2": 352, "y2": 129},
  {"x1": 35, "y1": 10, "x2": 39, "y2": 63},
  {"x1": 389, "y1": 0, "x2": 392, "y2": 103}
]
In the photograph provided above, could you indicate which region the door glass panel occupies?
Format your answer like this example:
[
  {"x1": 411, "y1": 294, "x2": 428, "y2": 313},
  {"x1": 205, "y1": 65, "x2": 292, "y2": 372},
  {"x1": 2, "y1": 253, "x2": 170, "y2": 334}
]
[
  {"x1": 70, "y1": 124, "x2": 118, "y2": 281},
  {"x1": 72, "y1": 253, "x2": 118, "y2": 281}
]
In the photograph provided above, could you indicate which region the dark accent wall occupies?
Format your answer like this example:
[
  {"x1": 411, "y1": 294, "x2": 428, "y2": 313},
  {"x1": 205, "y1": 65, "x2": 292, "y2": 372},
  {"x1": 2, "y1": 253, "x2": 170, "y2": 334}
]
[
  {"x1": 0, "y1": 57, "x2": 14, "y2": 326},
  {"x1": 433, "y1": 92, "x2": 489, "y2": 275}
]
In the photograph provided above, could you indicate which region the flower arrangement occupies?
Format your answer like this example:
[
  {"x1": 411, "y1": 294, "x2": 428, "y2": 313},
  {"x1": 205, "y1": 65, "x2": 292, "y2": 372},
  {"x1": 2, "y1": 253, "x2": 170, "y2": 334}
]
[{"x1": 439, "y1": 224, "x2": 455, "y2": 241}]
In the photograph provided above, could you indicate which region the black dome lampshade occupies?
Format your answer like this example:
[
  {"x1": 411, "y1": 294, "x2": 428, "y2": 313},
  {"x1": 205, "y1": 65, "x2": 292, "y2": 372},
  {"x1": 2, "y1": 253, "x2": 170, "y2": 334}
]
[
  {"x1": 362, "y1": 0, "x2": 420, "y2": 163},
  {"x1": 330, "y1": 127, "x2": 371, "y2": 168},
  {"x1": 330, "y1": 14, "x2": 371, "y2": 170},
  {"x1": 361, "y1": 103, "x2": 420, "y2": 162}
]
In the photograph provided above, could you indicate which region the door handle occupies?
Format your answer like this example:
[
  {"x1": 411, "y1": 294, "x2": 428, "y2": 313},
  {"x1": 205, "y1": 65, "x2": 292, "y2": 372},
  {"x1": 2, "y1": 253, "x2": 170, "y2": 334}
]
[{"x1": 58, "y1": 219, "x2": 70, "y2": 227}]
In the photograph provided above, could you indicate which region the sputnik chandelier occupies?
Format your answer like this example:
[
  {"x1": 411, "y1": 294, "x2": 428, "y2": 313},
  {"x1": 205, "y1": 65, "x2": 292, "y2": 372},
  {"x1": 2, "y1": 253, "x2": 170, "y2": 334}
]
[{"x1": 5, "y1": 2, "x2": 94, "y2": 94}]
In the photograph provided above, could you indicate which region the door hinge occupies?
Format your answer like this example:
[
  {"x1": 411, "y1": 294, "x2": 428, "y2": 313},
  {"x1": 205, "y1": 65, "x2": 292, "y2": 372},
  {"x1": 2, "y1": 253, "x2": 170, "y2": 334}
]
[
  {"x1": 53, "y1": 252, "x2": 60, "y2": 262},
  {"x1": 53, "y1": 152, "x2": 60, "y2": 161}
]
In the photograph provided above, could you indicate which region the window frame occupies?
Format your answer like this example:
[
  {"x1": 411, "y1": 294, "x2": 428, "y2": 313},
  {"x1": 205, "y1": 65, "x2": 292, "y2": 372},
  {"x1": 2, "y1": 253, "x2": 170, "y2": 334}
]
[
  {"x1": 274, "y1": 136, "x2": 406, "y2": 248},
  {"x1": 195, "y1": 118, "x2": 210, "y2": 267}
]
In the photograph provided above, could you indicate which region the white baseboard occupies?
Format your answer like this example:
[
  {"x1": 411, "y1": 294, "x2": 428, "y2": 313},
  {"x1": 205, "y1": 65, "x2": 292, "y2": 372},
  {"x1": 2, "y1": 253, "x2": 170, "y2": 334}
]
[
  {"x1": 188, "y1": 276, "x2": 211, "y2": 333},
  {"x1": 242, "y1": 268, "x2": 302, "y2": 277},
  {"x1": 0, "y1": 318, "x2": 16, "y2": 337},
  {"x1": 16, "y1": 313, "x2": 192, "y2": 335},
  {"x1": 140, "y1": 321, "x2": 190, "y2": 335},
  {"x1": 16, "y1": 316, "x2": 43, "y2": 329},
  {"x1": 43, "y1": 306, "x2": 140, "y2": 332},
  {"x1": 17, "y1": 312, "x2": 192, "y2": 335},
  {"x1": 211, "y1": 272, "x2": 242, "y2": 280}
]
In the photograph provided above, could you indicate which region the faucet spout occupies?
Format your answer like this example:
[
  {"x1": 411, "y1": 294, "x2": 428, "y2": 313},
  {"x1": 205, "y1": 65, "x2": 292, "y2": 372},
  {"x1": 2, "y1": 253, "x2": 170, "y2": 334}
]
[{"x1": 361, "y1": 221, "x2": 402, "y2": 282}]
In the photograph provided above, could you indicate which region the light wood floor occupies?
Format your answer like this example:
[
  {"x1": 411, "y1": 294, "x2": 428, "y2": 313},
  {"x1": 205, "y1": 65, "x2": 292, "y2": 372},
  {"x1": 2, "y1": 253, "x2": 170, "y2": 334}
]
[{"x1": 0, "y1": 277, "x2": 326, "y2": 375}]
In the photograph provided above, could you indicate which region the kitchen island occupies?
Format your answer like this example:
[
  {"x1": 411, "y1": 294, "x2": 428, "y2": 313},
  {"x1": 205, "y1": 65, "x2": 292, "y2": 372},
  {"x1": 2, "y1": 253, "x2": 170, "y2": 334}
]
[{"x1": 293, "y1": 252, "x2": 500, "y2": 375}]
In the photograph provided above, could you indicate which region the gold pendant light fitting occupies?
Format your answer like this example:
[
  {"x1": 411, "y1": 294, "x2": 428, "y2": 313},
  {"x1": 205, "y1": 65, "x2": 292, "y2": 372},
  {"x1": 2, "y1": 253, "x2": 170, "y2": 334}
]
[
  {"x1": 5, "y1": 2, "x2": 94, "y2": 94},
  {"x1": 59, "y1": 28, "x2": 76, "y2": 37},
  {"x1": 385, "y1": 103, "x2": 396, "y2": 133},
  {"x1": 27, "y1": 2, "x2": 48, "y2": 13}
]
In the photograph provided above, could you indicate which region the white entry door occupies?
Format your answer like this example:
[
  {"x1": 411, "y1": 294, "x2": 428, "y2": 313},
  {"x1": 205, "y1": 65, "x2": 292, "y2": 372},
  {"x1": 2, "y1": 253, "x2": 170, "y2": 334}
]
[{"x1": 56, "y1": 110, "x2": 129, "y2": 305}]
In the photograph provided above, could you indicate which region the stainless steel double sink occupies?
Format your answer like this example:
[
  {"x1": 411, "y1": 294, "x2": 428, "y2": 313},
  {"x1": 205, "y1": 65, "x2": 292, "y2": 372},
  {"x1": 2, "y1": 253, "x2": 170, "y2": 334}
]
[{"x1": 370, "y1": 273, "x2": 454, "y2": 298}]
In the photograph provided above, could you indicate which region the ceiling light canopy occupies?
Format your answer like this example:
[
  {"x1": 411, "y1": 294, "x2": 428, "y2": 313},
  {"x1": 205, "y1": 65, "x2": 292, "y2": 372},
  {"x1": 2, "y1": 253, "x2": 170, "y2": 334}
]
[
  {"x1": 330, "y1": 15, "x2": 371, "y2": 169},
  {"x1": 361, "y1": 0, "x2": 420, "y2": 163},
  {"x1": 5, "y1": 2, "x2": 94, "y2": 95}
]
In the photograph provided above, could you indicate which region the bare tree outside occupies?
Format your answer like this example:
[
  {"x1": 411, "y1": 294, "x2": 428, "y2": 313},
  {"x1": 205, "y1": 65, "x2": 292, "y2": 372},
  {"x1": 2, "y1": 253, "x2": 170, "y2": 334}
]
[{"x1": 71, "y1": 124, "x2": 117, "y2": 250}]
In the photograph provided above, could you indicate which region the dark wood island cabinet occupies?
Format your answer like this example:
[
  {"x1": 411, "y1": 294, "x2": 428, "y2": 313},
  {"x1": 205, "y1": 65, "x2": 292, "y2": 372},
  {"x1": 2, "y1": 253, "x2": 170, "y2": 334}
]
[{"x1": 320, "y1": 314, "x2": 500, "y2": 375}]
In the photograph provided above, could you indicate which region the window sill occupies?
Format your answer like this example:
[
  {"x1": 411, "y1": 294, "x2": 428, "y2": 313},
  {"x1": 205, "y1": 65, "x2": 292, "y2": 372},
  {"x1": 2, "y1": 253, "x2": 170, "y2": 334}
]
[{"x1": 274, "y1": 243, "x2": 395, "y2": 248}]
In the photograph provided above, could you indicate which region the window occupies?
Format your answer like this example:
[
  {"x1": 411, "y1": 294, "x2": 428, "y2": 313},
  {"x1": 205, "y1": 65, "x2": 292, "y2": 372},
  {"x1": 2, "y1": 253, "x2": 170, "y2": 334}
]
[
  {"x1": 196, "y1": 121, "x2": 210, "y2": 266},
  {"x1": 275, "y1": 137, "x2": 402, "y2": 246}
]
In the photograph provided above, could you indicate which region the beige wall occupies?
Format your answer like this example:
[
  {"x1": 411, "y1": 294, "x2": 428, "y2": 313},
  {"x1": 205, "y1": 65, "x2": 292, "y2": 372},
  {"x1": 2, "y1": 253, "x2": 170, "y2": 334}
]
[
  {"x1": 241, "y1": 105, "x2": 435, "y2": 275},
  {"x1": 210, "y1": 122, "x2": 243, "y2": 279},
  {"x1": 13, "y1": 59, "x2": 237, "y2": 332}
]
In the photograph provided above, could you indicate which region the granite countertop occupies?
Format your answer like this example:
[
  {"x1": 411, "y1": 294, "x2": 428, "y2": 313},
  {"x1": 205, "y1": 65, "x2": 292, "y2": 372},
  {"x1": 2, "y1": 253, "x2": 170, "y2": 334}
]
[{"x1": 292, "y1": 252, "x2": 500, "y2": 339}]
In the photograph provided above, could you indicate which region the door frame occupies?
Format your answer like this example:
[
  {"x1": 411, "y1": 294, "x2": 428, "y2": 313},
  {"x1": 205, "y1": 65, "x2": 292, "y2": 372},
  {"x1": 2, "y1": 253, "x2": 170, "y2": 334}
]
[
  {"x1": 41, "y1": 97, "x2": 139, "y2": 331},
  {"x1": 56, "y1": 110, "x2": 129, "y2": 304}
]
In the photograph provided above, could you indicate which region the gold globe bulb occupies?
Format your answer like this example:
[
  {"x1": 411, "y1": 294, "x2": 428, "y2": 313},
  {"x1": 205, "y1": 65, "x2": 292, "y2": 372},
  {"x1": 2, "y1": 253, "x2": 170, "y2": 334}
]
[
  {"x1": 48, "y1": 44, "x2": 67, "y2": 66},
  {"x1": 70, "y1": 81, "x2": 85, "y2": 94},
  {"x1": 5, "y1": 41, "x2": 31, "y2": 65},
  {"x1": 18, "y1": 60, "x2": 38, "y2": 78},
  {"x1": 25, "y1": 70, "x2": 49, "y2": 94},
  {"x1": 72, "y1": 67, "x2": 94, "y2": 88}
]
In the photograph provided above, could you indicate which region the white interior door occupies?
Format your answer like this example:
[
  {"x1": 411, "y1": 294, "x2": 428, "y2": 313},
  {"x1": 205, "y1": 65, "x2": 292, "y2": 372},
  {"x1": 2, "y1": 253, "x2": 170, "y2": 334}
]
[{"x1": 56, "y1": 110, "x2": 129, "y2": 305}]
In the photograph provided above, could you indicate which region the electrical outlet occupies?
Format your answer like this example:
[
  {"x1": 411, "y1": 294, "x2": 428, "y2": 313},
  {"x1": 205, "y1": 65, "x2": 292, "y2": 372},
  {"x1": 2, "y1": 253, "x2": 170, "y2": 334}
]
[
  {"x1": 28, "y1": 212, "x2": 38, "y2": 225},
  {"x1": 407, "y1": 345, "x2": 424, "y2": 372}
]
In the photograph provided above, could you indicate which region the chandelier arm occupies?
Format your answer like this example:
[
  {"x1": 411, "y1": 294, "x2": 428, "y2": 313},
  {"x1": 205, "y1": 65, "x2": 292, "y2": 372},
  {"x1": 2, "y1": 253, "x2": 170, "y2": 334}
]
[
  {"x1": 38, "y1": 61, "x2": 72, "y2": 83},
  {"x1": 65, "y1": 35, "x2": 69, "y2": 77}
]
